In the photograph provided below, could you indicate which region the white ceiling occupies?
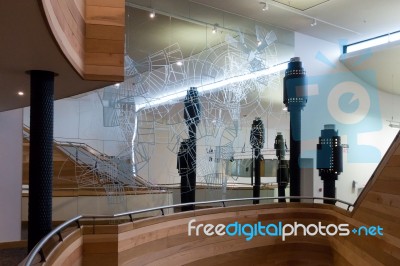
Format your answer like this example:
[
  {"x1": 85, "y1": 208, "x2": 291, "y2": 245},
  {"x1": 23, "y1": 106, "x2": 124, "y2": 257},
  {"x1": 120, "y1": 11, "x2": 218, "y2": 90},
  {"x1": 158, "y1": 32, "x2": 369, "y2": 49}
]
[
  {"x1": 126, "y1": 0, "x2": 400, "y2": 95},
  {"x1": 125, "y1": 0, "x2": 400, "y2": 44},
  {"x1": 0, "y1": 1, "x2": 113, "y2": 112},
  {"x1": 1, "y1": 0, "x2": 399, "y2": 112}
]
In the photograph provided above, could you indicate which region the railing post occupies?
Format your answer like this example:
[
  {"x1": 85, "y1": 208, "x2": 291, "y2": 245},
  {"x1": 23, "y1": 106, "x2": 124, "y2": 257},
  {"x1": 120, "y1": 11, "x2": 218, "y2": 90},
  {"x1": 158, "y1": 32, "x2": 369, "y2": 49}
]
[
  {"x1": 57, "y1": 231, "x2": 63, "y2": 242},
  {"x1": 39, "y1": 249, "x2": 46, "y2": 263}
]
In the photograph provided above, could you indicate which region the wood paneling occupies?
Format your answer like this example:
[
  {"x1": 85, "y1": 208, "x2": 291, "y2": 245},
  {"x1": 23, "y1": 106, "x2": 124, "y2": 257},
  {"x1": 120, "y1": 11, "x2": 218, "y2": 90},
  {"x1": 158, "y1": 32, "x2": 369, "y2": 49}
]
[
  {"x1": 41, "y1": 0, "x2": 85, "y2": 75},
  {"x1": 36, "y1": 201, "x2": 400, "y2": 265},
  {"x1": 349, "y1": 132, "x2": 400, "y2": 265},
  {"x1": 28, "y1": 133, "x2": 400, "y2": 265},
  {"x1": 188, "y1": 244, "x2": 334, "y2": 266},
  {"x1": 117, "y1": 205, "x2": 344, "y2": 265},
  {"x1": 84, "y1": 0, "x2": 124, "y2": 81},
  {"x1": 40, "y1": 0, "x2": 124, "y2": 82},
  {"x1": 45, "y1": 229, "x2": 83, "y2": 266},
  {"x1": 82, "y1": 227, "x2": 119, "y2": 266}
]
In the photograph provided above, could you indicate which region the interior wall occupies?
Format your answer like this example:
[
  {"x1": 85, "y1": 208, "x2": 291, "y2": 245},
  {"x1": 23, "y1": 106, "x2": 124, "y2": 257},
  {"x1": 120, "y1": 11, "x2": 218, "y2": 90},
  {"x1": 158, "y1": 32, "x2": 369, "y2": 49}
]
[
  {"x1": 0, "y1": 109, "x2": 23, "y2": 242},
  {"x1": 21, "y1": 192, "x2": 173, "y2": 221},
  {"x1": 21, "y1": 33, "x2": 400, "y2": 207},
  {"x1": 295, "y1": 32, "x2": 400, "y2": 205},
  {"x1": 23, "y1": 93, "x2": 124, "y2": 156}
]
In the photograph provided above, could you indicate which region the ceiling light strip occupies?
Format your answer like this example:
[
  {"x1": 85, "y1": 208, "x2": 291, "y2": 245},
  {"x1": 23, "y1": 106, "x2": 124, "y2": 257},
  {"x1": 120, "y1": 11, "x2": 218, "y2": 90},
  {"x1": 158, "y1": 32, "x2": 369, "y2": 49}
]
[{"x1": 136, "y1": 61, "x2": 288, "y2": 110}]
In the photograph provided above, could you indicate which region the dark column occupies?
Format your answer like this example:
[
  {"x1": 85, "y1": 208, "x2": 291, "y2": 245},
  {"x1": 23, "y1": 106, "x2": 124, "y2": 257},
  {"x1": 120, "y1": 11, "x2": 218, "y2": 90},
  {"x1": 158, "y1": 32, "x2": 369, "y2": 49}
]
[
  {"x1": 323, "y1": 179, "x2": 336, "y2": 204},
  {"x1": 253, "y1": 148, "x2": 261, "y2": 203},
  {"x1": 187, "y1": 123, "x2": 197, "y2": 205},
  {"x1": 274, "y1": 132, "x2": 288, "y2": 202},
  {"x1": 283, "y1": 57, "x2": 307, "y2": 203},
  {"x1": 289, "y1": 110, "x2": 301, "y2": 201},
  {"x1": 250, "y1": 118, "x2": 265, "y2": 204},
  {"x1": 28, "y1": 70, "x2": 55, "y2": 251},
  {"x1": 179, "y1": 87, "x2": 201, "y2": 211},
  {"x1": 317, "y1": 124, "x2": 343, "y2": 205}
]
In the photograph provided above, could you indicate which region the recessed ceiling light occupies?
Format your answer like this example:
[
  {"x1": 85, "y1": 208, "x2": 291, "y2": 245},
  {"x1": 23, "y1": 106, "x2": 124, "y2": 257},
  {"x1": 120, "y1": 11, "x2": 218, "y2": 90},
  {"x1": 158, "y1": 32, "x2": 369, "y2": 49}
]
[{"x1": 18, "y1": 91, "x2": 24, "y2": 96}]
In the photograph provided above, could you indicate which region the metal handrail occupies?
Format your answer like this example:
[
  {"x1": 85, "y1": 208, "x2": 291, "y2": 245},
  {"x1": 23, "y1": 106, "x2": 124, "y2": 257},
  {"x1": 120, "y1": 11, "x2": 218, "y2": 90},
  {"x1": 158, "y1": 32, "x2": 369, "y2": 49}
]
[
  {"x1": 23, "y1": 125, "x2": 154, "y2": 188},
  {"x1": 23, "y1": 196, "x2": 353, "y2": 266}
]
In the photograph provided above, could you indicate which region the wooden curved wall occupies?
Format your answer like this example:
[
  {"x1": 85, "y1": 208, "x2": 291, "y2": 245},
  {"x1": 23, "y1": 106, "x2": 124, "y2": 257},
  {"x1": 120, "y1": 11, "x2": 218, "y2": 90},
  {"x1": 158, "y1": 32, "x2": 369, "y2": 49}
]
[
  {"x1": 38, "y1": 203, "x2": 386, "y2": 265},
  {"x1": 41, "y1": 0, "x2": 124, "y2": 82},
  {"x1": 350, "y1": 132, "x2": 400, "y2": 265},
  {"x1": 41, "y1": 201, "x2": 400, "y2": 265},
  {"x1": 117, "y1": 204, "x2": 342, "y2": 265},
  {"x1": 41, "y1": 134, "x2": 400, "y2": 265}
]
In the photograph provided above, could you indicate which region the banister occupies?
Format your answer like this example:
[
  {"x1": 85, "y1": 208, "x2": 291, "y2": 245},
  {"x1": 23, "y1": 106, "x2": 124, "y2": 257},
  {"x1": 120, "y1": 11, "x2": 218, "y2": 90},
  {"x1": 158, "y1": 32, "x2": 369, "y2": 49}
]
[{"x1": 23, "y1": 196, "x2": 353, "y2": 266}]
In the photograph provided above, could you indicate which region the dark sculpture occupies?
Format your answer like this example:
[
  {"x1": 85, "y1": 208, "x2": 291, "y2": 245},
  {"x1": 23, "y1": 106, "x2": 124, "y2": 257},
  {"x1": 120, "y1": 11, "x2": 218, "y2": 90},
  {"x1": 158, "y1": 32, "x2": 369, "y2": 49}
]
[
  {"x1": 283, "y1": 57, "x2": 307, "y2": 202},
  {"x1": 250, "y1": 117, "x2": 265, "y2": 204},
  {"x1": 317, "y1": 124, "x2": 343, "y2": 204},
  {"x1": 274, "y1": 132, "x2": 289, "y2": 202},
  {"x1": 178, "y1": 87, "x2": 201, "y2": 211}
]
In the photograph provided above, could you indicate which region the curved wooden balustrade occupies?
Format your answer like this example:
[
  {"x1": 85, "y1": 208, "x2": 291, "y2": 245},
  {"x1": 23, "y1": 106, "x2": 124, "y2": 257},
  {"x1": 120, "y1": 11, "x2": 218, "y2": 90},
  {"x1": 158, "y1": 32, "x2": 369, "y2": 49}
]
[
  {"x1": 22, "y1": 201, "x2": 398, "y2": 265},
  {"x1": 24, "y1": 134, "x2": 400, "y2": 265}
]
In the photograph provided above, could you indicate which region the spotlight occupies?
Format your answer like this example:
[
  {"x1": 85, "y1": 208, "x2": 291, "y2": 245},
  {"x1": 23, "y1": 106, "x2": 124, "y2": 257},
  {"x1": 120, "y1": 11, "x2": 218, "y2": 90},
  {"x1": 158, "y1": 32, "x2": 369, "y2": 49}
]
[
  {"x1": 115, "y1": 83, "x2": 120, "y2": 88},
  {"x1": 311, "y1": 18, "x2": 317, "y2": 27},
  {"x1": 149, "y1": 10, "x2": 155, "y2": 18},
  {"x1": 17, "y1": 91, "x2": 24, "y2": 96},
  {"x1": 257, "y1": 40, "x2": 262, "y2": 46},
  {"x1": 212, "y1": 24, "x2": 217, "y2": 34},
  {"x1": 176, "y1": 61, "x2": 183, "y2": 66},
  {"x1": 261, "y1": 2, "x2": 268, "y2": 11}
]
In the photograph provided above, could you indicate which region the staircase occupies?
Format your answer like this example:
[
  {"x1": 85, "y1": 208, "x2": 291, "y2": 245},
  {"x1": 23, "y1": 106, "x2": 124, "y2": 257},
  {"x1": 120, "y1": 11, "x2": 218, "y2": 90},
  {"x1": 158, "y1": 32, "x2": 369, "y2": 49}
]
[{"x1": 22, "y1": 128, "x2": 154, "y2": 196}]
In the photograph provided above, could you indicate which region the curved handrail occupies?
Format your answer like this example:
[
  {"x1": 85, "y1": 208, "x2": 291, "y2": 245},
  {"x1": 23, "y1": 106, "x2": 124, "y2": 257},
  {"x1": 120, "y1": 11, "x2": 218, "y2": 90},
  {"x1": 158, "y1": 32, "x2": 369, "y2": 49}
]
[
  {"x1": 24, "y1": 125, "x2": 154, "y2": 188},
  {"x1": 23, "y1": 196, "x2": 353, "y2": 265}
]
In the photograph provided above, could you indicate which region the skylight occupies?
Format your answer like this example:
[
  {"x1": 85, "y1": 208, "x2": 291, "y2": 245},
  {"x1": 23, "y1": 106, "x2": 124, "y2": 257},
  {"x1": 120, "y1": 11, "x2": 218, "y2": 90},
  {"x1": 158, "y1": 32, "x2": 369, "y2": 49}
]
[{"x1": 344, "y1": 31, "x2": 400, "y2": 53}]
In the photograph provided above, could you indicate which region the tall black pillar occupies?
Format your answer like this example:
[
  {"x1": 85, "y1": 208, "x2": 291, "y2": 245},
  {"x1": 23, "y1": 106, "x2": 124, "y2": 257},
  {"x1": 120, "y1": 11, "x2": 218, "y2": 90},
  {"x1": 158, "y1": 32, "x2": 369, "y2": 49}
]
[
  {"x1": 289, "y1": 110, "x2": 301, "y2": 201},
  {"x1": 250, "y1": 118, "x2": 265, "y2": 204},
  {"x1": 317, "y1": 124, "x2": 343, "y2": 205},
  {"x1": 283, "y1": 57, "x2": 307, "y2": 203},
  {"x1": 253, "y1": 148, "x2": 261, "y2": 203},
  {"x1": 28, "y1": 70, "x2": 55, "y2": 252},
  {"x1": 179, "y1": 87, "x2": 200, "y2": 211},
  {"x1": 274, "y1": 132, "x2": 288, "y2": 203}
]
